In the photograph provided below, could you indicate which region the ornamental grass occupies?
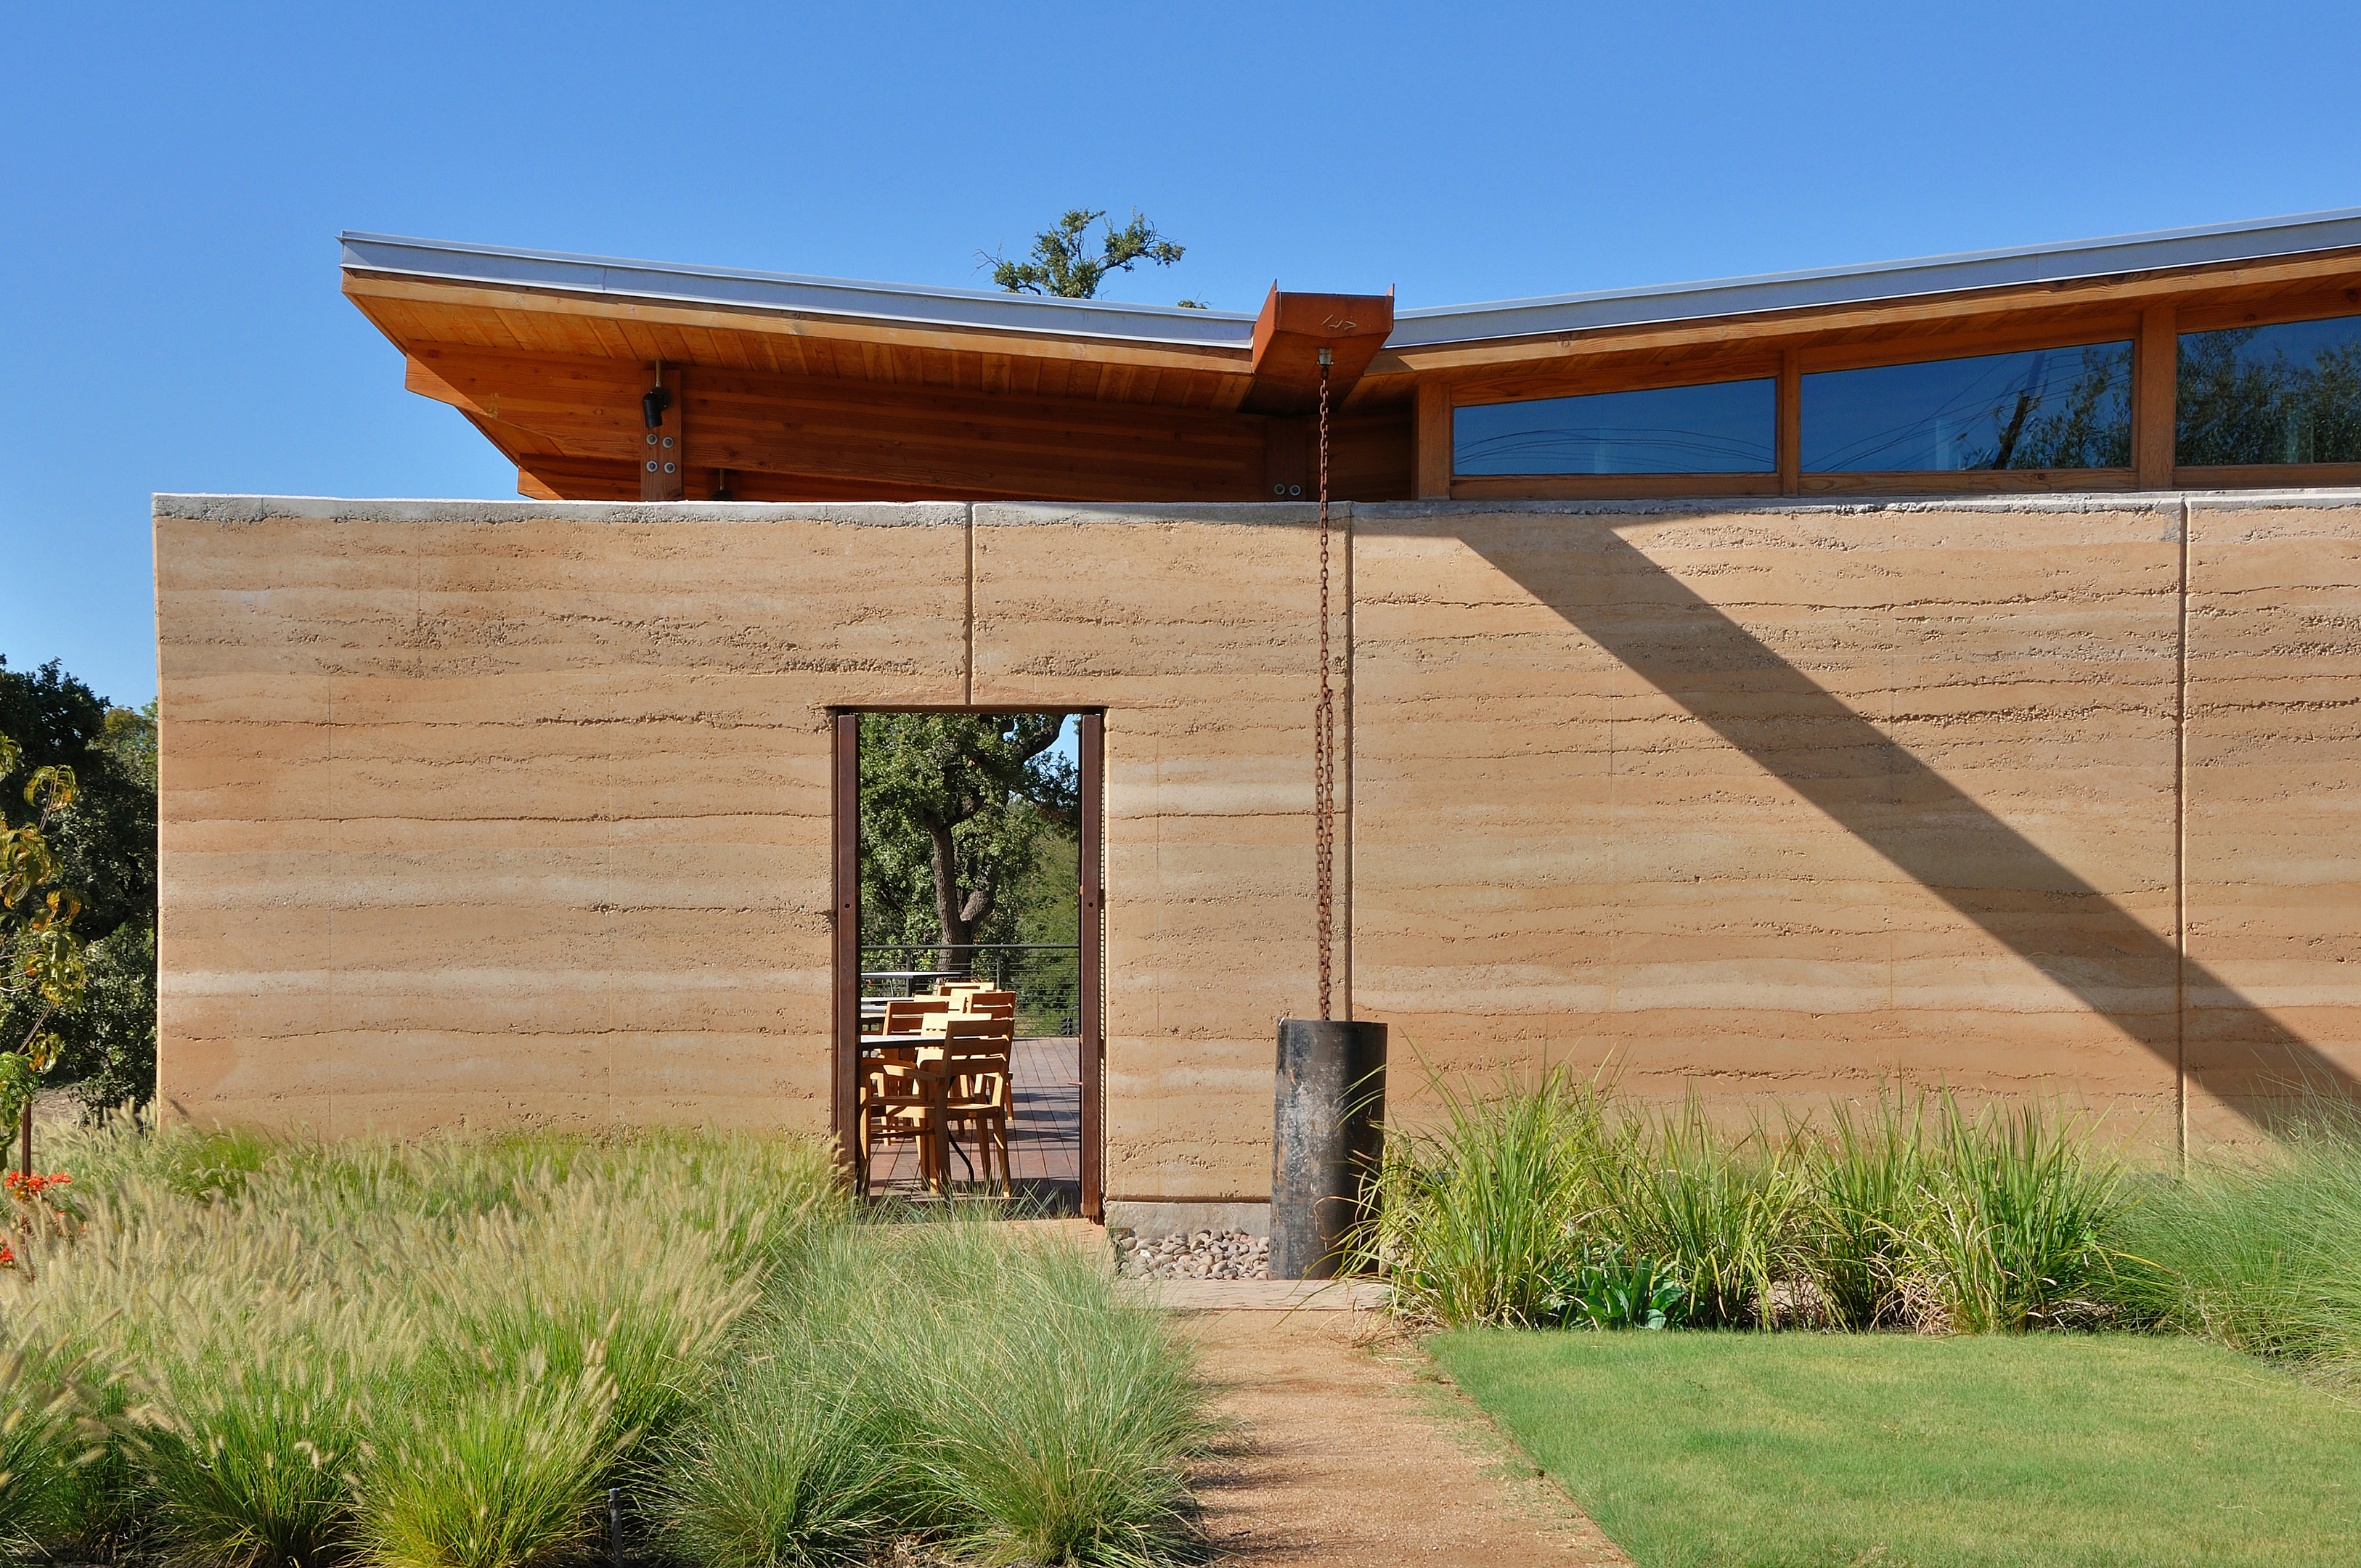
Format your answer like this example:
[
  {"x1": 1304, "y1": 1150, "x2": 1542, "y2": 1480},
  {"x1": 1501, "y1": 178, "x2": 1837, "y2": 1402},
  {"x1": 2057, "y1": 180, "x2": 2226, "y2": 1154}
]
[
  {"x1": 0, "y1": 1122, "x2": 1212, "y2": 1568},
  {"x1": 2109, "y1": 1101, "x2": 2361, "y2": 1375},
  {"x1": 1353, "y1": 1068, "x2": 2134, "y2": 1334}
]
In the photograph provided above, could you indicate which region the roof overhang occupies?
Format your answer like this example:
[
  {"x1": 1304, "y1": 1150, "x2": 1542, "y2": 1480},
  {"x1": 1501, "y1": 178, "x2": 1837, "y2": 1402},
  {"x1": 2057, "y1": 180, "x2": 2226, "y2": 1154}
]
[
  {"x1": 346, "y1": 207, "x2": 2361, "y2": 374},
  {"x1": 337, "y1": 210, "x2": 2361, "y2": 504}
]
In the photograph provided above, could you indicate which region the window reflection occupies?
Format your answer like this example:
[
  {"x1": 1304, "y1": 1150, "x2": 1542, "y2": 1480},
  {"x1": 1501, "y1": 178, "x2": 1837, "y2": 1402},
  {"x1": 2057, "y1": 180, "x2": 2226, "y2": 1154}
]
[
  {"x1": 1454, "y1": 378, "x2": 1774, "y2": 475},
  {"x1": 2178, "y1": 314, "x2": 2361, "y2": 466},
  {"x1": 1803, "y1": 342, "x2": 2132, "y2": 472}
]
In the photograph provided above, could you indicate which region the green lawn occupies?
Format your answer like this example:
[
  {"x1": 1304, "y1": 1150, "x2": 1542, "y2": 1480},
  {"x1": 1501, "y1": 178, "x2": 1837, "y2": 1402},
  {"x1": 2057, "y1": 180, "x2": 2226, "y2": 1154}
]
[{"x1": 1429, "y1": 1330, "x2": 2361, "y2": 1568}]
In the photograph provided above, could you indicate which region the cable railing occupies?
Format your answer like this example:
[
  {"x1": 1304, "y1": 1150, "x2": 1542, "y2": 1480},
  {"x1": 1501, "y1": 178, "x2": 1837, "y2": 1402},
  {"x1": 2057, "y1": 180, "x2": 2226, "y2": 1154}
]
[{"x1": 859, "y1": 942, "x2": 1081, "y2": 1038}]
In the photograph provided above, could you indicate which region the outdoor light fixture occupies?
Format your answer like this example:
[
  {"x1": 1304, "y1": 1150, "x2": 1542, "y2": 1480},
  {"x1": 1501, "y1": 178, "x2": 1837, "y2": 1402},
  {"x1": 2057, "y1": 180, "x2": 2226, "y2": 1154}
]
[{"x1": 641, "y1": 386, "x2": 672, "y2": 429}]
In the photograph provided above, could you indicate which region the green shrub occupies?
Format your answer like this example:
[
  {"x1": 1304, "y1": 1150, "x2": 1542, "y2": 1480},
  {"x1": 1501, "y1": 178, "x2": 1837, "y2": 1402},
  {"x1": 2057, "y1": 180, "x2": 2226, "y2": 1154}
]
[
  {"x1": 133, "y1": 1326, "x2": 373, "y2": 1568},
  {"x1": 654, "y1": 1218, "x2": 1213, "y2": 1568},
  {"x1": 407, "y1": 1180, "x2": 757, "y2": 1449},
  {"x1": 1554, "y1": 1243, "x2": 1684, "y2": 1330},
  {"x1": 1356, "y1": 1074, "x2": 2137, "y2": 1336},
  {"x1": 7, "y1": 1122, "x2": 1205, "y2": 1568}
]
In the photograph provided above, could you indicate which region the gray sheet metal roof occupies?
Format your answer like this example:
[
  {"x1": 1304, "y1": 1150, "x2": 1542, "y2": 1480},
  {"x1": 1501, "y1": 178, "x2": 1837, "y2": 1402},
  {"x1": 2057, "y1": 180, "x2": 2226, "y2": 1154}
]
[{"x1": 343, "y1": 208, "x2": 2361, "y2": 355}]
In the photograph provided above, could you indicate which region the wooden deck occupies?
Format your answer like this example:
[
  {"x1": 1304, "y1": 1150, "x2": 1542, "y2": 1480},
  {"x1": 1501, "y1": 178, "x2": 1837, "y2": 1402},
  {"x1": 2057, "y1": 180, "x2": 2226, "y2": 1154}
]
[{"x1": 865, "y1": 1036, "x2": 1081, "y2": 1213}]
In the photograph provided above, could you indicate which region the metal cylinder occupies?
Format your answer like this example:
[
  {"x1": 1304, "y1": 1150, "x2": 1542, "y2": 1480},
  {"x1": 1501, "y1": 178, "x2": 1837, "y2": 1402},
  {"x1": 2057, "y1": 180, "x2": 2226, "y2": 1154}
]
[{"x1": 1270, "y1": 1018, "x2": 1387, "y2": 1280}]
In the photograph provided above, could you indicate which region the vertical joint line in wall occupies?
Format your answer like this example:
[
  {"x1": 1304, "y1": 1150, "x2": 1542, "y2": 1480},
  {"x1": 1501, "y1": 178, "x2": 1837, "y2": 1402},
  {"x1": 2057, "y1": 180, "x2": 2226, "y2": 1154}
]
[
  {"x1": 2175, "y1": 497, "x2": 2190, "y2": 1172},
  {"x1": 963, "y1": 505, "x2": 975, "y2": 705}
]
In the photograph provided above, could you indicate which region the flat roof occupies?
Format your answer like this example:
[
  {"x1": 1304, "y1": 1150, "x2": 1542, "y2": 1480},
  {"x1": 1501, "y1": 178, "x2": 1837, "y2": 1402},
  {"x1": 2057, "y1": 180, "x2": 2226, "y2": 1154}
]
[{"x1": 343, "y1": 206, "x2": 2361, "y2": 355}]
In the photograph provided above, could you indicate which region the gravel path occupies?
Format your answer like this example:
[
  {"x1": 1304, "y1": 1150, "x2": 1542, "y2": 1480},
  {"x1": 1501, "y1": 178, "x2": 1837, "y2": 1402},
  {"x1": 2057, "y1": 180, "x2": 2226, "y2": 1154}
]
[{"x1": 1181, "y1": 1309, "x2": 1631, "y2": 1566}]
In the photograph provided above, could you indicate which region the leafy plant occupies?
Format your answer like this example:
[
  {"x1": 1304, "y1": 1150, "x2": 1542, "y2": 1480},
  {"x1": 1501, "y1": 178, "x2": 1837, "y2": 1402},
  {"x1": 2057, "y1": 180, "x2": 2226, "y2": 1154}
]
[
  {"x1": 648, "y1": 1308, "x2": 905, "y2": 1567},
  {"x1": 1, "y1": 1122, "x2": 1210, "y2": 1568},
  {"x1": 2109, "y1": 1104, "x2": 2361, "y2": 1371},
  {"x1": 1, "y1": 727, "x2": 86, "y2": 1114},
  {"x1": 1549, "y1": 1244, "x2": 1684, "y2": 1331},
  {"x1": 873, "y1": 1220, "x2": 1212, "y2": 1567},
  {"x1": 131, "y1": 1294, "x2": 389, "y2": 1568}
]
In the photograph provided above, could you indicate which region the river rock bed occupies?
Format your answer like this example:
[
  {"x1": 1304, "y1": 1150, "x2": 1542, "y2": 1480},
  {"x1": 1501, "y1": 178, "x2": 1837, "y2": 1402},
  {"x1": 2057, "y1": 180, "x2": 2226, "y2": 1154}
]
[{"x1": 1112, "y1": 1227, "x2": 1271, "y2": 1281}]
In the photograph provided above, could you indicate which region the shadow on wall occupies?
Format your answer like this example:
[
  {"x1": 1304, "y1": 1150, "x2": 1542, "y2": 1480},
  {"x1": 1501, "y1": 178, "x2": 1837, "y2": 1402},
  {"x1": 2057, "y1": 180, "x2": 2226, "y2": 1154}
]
[{"x1": 1451, "y1": 513, "x2": 2356, "y2": 1133}]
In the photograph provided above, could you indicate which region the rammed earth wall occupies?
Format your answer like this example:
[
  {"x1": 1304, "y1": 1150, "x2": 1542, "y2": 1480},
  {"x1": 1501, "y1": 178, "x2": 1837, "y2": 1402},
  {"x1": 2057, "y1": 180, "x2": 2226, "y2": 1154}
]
[{"x1": 153, "y1": 491, "x2": 2361, "y2": 1194}]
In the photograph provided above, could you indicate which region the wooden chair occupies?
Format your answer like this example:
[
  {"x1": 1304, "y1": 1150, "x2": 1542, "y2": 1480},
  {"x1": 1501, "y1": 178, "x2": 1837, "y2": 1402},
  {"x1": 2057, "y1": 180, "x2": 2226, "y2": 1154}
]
[
  {"x1": 881, "y1": 997, "x2": 950, "y2": 1034},
  {"x1": 951, "y1": 989, "x2": 1016, "y2": 1024},
  {"x1": 860, "y1": 1051, "x2": 947, "y2": 1195},
  {"x1": 924, "y1": 1014, "x2": 1014, "y2": 1193}
]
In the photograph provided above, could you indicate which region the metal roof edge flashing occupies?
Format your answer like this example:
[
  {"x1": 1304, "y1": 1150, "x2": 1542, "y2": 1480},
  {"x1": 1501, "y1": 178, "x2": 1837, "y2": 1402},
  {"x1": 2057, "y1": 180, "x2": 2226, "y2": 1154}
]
[
  {"x1": 1385, "y1": 208, "x2": 2361, "y2": 349},
  {"x1": 337, "y1": 232, "x2": 1258, "y2": 350}
]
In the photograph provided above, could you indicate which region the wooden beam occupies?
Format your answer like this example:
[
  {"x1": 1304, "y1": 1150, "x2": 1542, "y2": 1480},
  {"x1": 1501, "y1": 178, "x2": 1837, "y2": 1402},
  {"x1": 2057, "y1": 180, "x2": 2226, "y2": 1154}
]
[
  {"x1": 1777, "y1": 350, "x2": 1801, "y2": 495},
  {"x1": 414, "y1": 343, "x2": 1280, "y2": 502},
  {"x1": 1455, "y1": 354, "x2": 1784, "y2": 409},
  {"x1": 1454, "y1": 473, "x2": 1782, "y2": 501},
  {"x1": 1239, "y1": 287, "x2": 1395, "y2": 417},
  {"x1": 640, "y1": 362, "x2": 685, "y2": 501},
  {"x1": 1795, "y1": 316, "x2": 2142, "y2": 377},
  {"x1": 2136, "y1": 305, "x2": 2178, "y2": 489},
  {"x1": 2147, "y1": 283, "x2": 2361, "y2": 336},
  {"x1": 516, "y1": 467, "x2": 564, "y2": 502},
  {"x1": 1415, "y1": 379, "x2": 1451, "y2": 499},
  {"x1": 1797, "y1": 468, "x2": 2139, "y2": 495},
  {"x1": 1264, "y1": 417, "x2": 1311, "y2": 500}
]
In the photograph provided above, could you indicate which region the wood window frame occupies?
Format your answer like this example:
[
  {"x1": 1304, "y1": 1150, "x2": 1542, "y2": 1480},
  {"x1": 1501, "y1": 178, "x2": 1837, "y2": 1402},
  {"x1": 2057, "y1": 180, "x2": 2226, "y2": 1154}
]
[
  {"x1": 830, "y1": 707, "x2": 1106, "y2": 1219},
  {"x1": 2172, "y1": 295, "x2": 2361, "y2": 485},
  {"x1": 1444, "y1": 359, "x2": 1784, "y2": 499},
  {"x1": 1432, "y1": 300, "x2": 2361, "y2": 499}
]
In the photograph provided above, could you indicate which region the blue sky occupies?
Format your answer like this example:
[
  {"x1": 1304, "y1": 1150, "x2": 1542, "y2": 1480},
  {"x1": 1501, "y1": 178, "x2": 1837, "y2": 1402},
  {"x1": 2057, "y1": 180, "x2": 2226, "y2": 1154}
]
[{"x1": 7, "y1": 0, "x2": 2359, "y2": 709}]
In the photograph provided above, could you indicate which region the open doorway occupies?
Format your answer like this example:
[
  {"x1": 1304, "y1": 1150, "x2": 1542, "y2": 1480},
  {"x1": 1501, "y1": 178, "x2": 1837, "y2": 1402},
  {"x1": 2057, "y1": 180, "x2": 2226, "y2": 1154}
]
[{"x1": 831, "y1": 710, "x2": 1104, "y2": 1217}]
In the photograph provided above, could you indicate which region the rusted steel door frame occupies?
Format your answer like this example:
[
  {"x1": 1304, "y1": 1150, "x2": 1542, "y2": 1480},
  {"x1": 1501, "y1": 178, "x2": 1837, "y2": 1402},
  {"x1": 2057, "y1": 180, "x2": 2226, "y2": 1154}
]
[
  {"x1": 831, "y1": 708, "x2": 1105, "y2": 1215},
  {"x1": 830, "y1": 713, "x2": 862, "y2": 1177},
  {"x1": 1077, "y1": 712, "x2": 1106, "y2": 1221}
]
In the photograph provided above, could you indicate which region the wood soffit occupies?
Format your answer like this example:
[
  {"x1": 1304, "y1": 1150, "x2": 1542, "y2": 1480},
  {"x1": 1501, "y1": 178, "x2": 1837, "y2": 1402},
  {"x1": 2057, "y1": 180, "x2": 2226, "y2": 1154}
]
[{"x1": 343, "y1": 270, "x2": 1255, "y2": 381}]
